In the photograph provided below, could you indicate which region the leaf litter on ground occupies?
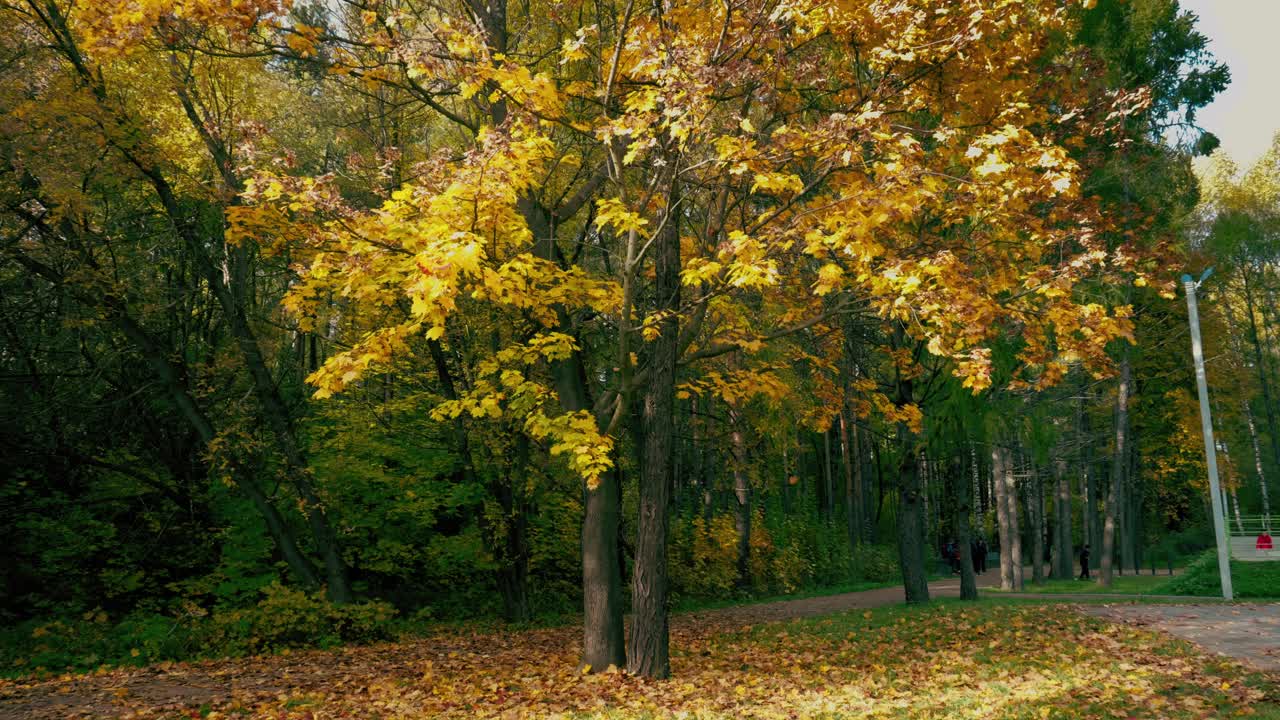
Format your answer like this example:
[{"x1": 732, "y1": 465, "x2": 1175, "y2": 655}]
[{"x1": 0, "y1": 601, "x2": 1276, "y2": 719}]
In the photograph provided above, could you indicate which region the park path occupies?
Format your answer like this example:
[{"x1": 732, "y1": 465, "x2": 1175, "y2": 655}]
[
  {"x1": 1083, "y1": 604, "x2": 1280, "y2": 673},
  {"x1": 0, "y1": 569, "x2": 1269, "y2": 719}
]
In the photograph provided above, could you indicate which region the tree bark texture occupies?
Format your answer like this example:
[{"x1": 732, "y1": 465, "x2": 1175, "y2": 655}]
[
  {"x1": 992, "y1": 445, "x2": 1014, "y2": 591},
  {"x1": 1101, "y1": 353, "x2": 1130, "y2": 588}
]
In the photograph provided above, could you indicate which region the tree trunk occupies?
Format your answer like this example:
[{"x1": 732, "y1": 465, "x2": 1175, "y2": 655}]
[
  {"x1": 626, "y1": 174, "x2": 680, "y2": 680},
  {"x1": 1101, "y1": 353, "x2": 1130, "y2": 588},
  {"x1": 1125, "y1": 432, "x2": 1141, "y2": 575},
  {"x1": 730, "y1": 405, "x2": 751, "y2": 588},
  {"x1": 955, "y1": 455, "x2": 978, "y2": 600},
  {"x1": 523, "y1": 193, "x2": 626, "y2": 672},
  {"x1": 1243, "y1": 273, "x2": 1280, "y2": 511},
  {"x1": 823, "y1": 425, "x2": 834, "y2": 525},
  {"x1": 582, "y1": 464, "x2": 625, "y2": 671},
  {"x1": 1005, "y1": 446, "x2": 1024, "y2": 590},
  {"x1": 494, "y1": 434, "x2": 532, "y2": 623},
  {"x1": 112, "y1": 306, "x2": 323, "y2": 589},
  {"x1": 896, "y1": 442, "x2": 929, "y2": 603},
  {"x1": 992, "y1": 445, "x2": 1014, "y2": 591},
  {"x1": 1053, "y1": 458, "x2": 1073, "y2": 579},
  {"x1": 1244, "y1": 401, "x2": 1273, "y2": 519},
  {"x1": 840, "y1": 410, "x2": 861, "y2": 548},
  {"x1": 894, "y1": 362, "x2": 928, "y2": 603},
  {"x1": 1079, "y1": 392, "x2": 1099, "y2": 569},
  {"x1": 1029, "y1": 465, "x2": 1045, "y2": 585}
]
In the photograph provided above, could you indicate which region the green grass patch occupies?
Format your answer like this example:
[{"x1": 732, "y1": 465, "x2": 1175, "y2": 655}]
[
  {"x1": 670, "y1": 577, "x2": 910, "y2": 613},
  {"x1": 987, "y1": 573, "x2": 1176, "y2": 595},
  {"x1": 1156, "y1": 551, "x2": 1280, "y2": 598}
]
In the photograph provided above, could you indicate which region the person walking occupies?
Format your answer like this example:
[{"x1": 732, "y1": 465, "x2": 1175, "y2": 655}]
[
  {"x1": 971, "y1": 538, "x2": 986, "y2": 574},
  {"x1": 1078, "y1": 544, "x2": 1091, "y2": 580}
]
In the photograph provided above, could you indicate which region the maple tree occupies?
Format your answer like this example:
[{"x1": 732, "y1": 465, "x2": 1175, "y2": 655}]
[{"x1": 249, "y1": 0, "x2": 1164, "y2": 675}]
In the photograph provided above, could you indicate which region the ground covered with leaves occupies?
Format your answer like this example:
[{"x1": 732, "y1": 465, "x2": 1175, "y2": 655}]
[{"x1": 1, "y1": 600, "x2": 1276, "y2": 719}]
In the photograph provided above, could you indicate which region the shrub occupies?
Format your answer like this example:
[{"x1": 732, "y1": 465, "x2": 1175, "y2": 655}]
[
  {"x1": 198, "y1": 584, "x2": 398, "y2": 655},
  {"x1": 670, "y1": 515, "x2": 741, "y2": 598},
  {"x1": 850, "y1": 545, "x2": 900, "y2": 583},
  {"x1": 1, "y1": 611, "x2": 185, "y2": 676}
]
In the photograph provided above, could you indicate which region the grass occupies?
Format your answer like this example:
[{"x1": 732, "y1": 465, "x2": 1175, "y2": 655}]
[
  {"x1": 986, "y1": 573, "x2": 1177, "y2": 595},
  {"x1": 670, "y1": 576, "x2": 924, "y2": 613},
  {"x1": 1160, "y1": 551, "x2": 1280, "y2": 599}
]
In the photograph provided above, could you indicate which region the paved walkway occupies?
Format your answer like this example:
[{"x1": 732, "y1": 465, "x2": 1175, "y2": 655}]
[{"x1": 1083, "y1": 603, "x2": 1280, "y2": 672}]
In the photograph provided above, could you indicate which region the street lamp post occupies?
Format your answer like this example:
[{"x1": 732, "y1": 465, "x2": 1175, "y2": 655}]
[{"x1": 1182, "y1": 269, "x2": 1234, "y2": 600}]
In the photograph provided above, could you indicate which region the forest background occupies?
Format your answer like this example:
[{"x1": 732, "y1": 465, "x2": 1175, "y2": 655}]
[{"x1": 0, "y1": 0, "x2": 1277, "y2": 679}]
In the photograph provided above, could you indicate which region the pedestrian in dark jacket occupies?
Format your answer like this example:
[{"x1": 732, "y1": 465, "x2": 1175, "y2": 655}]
[
  {"x1": 976, "y1": 538, "x2": 988, "y2": 574},
  {"x1": 1078, "y1": 544, "x2": 1091, "y2": 580}
]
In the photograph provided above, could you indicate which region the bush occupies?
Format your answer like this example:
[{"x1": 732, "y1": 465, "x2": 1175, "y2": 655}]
[
  {"x1": 1, "y1": 611, "x2": 185, "y2": 676},
  {"x1": 198, "y1": 584, "x2": 398, "y2": 655},
  {"x1": 850, "y1": 545, "x2": 900, "y2": 583},
  {"x1": 2, "y1": 586, "x2": 399, "y2": 677},
  {"x1": 1158, "y1": 550, "x2": 1280, "y2": 598},
  {"x1": 670, "y1": 515, "x2": 741, "y2": 598}
]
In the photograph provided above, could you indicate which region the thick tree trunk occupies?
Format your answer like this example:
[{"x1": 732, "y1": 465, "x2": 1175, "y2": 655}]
[
  {"x1": 522, "y1": 194, "x2": 626, "y2": 672},
  {"x1": 627, "y1": 175, "x2": 680, "y2": 679},
  {"x1": 1101, "y1": 353, "x2": 1130, "y2": 588},
  {"x1": 582, "y1": 465, "x2": 625, "y2": 671},
  {"x1": 894, "y1": 368, "x2": 929, "y2": 604},
  {"x1": 992, "y1": 445, "x2": 1014, "y2": 591},
  {"x1": 1005, "y1": 446, "x2": 1024, "y2": 590},
  {"x1": 896, "y1": 443, "x2": 929, "y2": 603}
]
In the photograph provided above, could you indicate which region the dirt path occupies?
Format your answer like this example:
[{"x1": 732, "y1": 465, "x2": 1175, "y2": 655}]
[
  {"x1": 678, "y1": 570, "x2": 1002, "y2": 627},
  {"x1": 0, "y1": 569, "x2": 1263, "y2": 719}
]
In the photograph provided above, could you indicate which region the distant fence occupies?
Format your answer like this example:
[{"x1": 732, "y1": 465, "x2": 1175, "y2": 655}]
[{"x1": 1228, "y1": 515, "x2": 1278, "y2": 562}]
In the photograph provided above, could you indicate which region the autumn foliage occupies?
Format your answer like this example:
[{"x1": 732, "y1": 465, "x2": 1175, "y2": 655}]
[{"x1": 0, "y1": 0, "x2": 1269, "y2": 708}]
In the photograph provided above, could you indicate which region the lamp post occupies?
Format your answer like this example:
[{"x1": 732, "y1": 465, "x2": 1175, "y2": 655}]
[{"x1": 1182, "y1": 268, "x2": 1234, "y2": 600}]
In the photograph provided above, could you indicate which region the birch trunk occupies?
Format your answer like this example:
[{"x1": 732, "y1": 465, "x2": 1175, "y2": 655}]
[{"x1": 992, "y1": 445, "x2": 1014, "y2": 591}]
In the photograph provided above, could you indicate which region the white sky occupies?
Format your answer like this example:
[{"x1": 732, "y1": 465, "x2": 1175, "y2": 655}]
[{"x1": 1178, "y1": 0, "x2": 1280, "y2": 167}]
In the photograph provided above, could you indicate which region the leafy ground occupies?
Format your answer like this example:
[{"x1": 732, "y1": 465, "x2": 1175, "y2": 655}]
[{"x1": 1, "y1": 598, "x2": 1276, "y2": 719}]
